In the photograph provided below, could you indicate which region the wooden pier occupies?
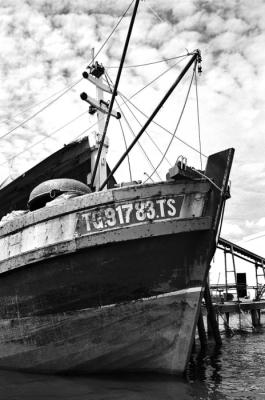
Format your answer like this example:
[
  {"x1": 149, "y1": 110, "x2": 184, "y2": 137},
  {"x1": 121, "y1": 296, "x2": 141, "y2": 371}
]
[{"x1": 196, "y1": 237, "x2": 265, "y2": 349}]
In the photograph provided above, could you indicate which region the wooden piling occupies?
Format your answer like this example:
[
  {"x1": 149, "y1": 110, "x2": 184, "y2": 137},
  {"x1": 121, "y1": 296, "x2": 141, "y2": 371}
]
[
  {"x1": 224, "y1": 312, "x2": 230, "y2": 333},
  {"x1": 257, "y1": 309, "x2": 261, "y2": 325},
  {"x1": 251, "y1": 309, "x2": 260, "y2": 327},
  {"x1": 204, "y1": 282, "x2": 222, "y2": 346},
  {"x1": 197, "y1": 310, "x2": 207, "y2": 349}
]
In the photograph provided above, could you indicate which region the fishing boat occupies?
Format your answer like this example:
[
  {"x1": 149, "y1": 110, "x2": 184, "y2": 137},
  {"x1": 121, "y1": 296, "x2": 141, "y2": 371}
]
[{"x1": 0, "y1": 1, "x2": 234, "y2": 375}]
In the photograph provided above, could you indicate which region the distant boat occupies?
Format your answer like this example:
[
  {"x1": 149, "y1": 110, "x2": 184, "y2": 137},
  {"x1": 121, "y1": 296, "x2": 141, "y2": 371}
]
[{"x1": 0, "y1": 1, "x2": 234, "y2": 374}]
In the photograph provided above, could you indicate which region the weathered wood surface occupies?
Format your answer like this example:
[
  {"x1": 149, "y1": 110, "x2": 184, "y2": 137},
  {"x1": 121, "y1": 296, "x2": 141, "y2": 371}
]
[
  {"x1": 0, "y1": 289, "x2": 202, "y2": 374},
  {"x1": 0, "y1": 181, "x2": 211, "y2": 273},
  {"x1": 0, "y1": 148, "x2": 235, "y2": 374},
  {"x1": 0, "y1": 137, "x2": 91, "y2": 220},
  {"x1": 0, "y1": 231, "x2": 212, "y2": 318},
  {"x1": 0, "y1": 136, "x2": 117, "y2": 220},
  {"x1": 0, "y1": 181, "x2": 210, "y2": 237}
]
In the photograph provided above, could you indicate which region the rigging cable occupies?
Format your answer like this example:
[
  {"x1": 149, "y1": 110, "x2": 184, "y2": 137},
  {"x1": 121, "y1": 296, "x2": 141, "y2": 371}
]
[
  {"x1": 143, "y1": 1, "x2": 165, "y2": 23},
  {"x1": 88, "y1": 0, "x2": 135, "y2": 68},
  {"x1": 104, "y1": 72, "x2": 133, "y2": 181},
  {"x1": 118, "y1": 119, "x2": 133, "y2": 181},
  {"x1": 0, "y1": 79, "x2": 82, "y2": 141},
  {"x1": 119, "y1": 91, "x2": 207, "y2": 158},
  {"x1": 191, "y1": 168, "x2": 222, "y2": 192},
  {"x1": 105, "y1": 71, "x2": 171, "y2": 167},
  {"x1": 90, "y1": 0, "x2": 140, "y2": 189},
  {"x1": 0, "y1": 111, "x2": 88, "y2": 168},
  {"x1": 99, "y1": 51, "x2": 200, "y2": 191},
  {"x1": 118, "y1": 91, "x2": 172, "y2": 167},
  {"x1": 146, "y1": 5, "x2": 164, "y2": 23},
  {"x1": 113, "y1": 96, "x2": 162, "y2": 180},
  {"x1": 0, "y1": 53, "x2": 186, "y2": 161},
  {"x1": 107, "y1": 56, "x2": 207, "y2": 158},
  {"x1": 0, "y1": 0, "x2": 135, "y2": 142},
  {"x1": 119, "y1": 57, "x2": 187, "y2": 101},
  {"x1": 106, "y1": 54, "x2": 188, "y2": 69},
  {"x1": 143, "y1": 64, "x2": 196, "y2": 183},
  {"x1": 1, "y1": 58, "x2": 177, "y2": 166},
  {"x1": 0, "y1": 52, "x2": 195, "y2": 167},
  {"x1": 195, "y1": 67, "x2": 203, "y2": 170},
  {"x1": 0, "y1": 85, "x2": 77, "y2": 127}
]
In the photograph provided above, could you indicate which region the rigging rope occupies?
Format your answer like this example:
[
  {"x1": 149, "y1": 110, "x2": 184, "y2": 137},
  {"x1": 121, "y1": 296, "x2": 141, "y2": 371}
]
[
  {"x1": 104, "y1": 72, "x2": 133, "y2": 181},
  {"x1": 0, "y1": 50, "x2": 202, "y2": 169},
  {"x1": 88, "y1": 0, "x2": 135, "y2": 68},
  {"x1": 0, "y1": 53, "x2": 186, "y2": 162},
  {"x1": 118, "y1": 119, "x2": 133, "y2": 181},
  {"x1": 191, "y1": 168, "x2": 222, "y2": 192},
  {"x1": 118, "y1": 91, "x2": 172, "y2": 167},
  {"x1": 104, "y1": 69, "x2": 161, "y2": 179},
  {"x1": 99, "y1": 52, "x2": 199, "y2": 191},
  {"x1": 146, "y1": 5, "x2": 164, "y2": 23},
  {"x1": 123, "y1": 58, "x2": 187, "y2": 101},
  {"x1": 119, "y1": 91, "x2": 207, "y2": 158},
  {"x1": 105, "y1": 70, "x2": 172, "y2": 167},
  {"x1": 106, "y1": 54, "x2": 188, "y2": 69},
  {"x1": 0, "y1": 79, "x2": 82, "y2": 141},
  {"x1": 0, "y1": 111, "x2": 87, "y2": 168},
  {"x1": 90, "y1": 0, "x2": 140, "y2": 189},
  {"x1": 143, "y1": 65, "x2": 196, "y2": 183},
  {"x1": 0, "y1": 0, "x2": 135, "y2": 143},
  {"x1": 0, "y1": 85, "x2": 77, "y2": 127},
  {"x1": 195, "y1": 68, "x2": 203, "y2": 169},
  {"x1": 114, "y1": 96, "x2": 162, "y2": 180}
]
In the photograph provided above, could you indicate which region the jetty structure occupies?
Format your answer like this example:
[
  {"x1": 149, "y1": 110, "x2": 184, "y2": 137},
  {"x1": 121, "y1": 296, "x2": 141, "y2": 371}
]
[
  {"x1": 196, "y1": 237, "x2": 265, "y2": 349},
  {"x1": 0, "y1": 0, "x2": 235, "y2": 374}
]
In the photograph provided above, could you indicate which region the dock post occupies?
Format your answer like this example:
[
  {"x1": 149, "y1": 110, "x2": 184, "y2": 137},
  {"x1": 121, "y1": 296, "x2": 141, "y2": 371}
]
[
  {"x1": 223, "y1": 312, "x2": 230, "y2": 333},
  {"x1": 257, "y1": 309, "x2": 261, "y2": 326},
  {"x1": 204, "y1": 281, "x2": 222, "y2": 346},
  {"x1": 197, "y1": 310, "x2": 207, "y2": 349},
  {"x1": 251, "y1": 309, "x2": 260, "y2": 327}
]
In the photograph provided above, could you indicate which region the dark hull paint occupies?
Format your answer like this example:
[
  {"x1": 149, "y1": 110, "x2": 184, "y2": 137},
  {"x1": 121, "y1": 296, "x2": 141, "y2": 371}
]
[
  {"x1": 0, "y1": 290, "x2": 202, "y2": 374},
  {"x1": 0, "y1": 229, "x2": 212, "y2": 374},
  {"x1": 0, "y1": 231, "x2": 212, "y2": 319}
]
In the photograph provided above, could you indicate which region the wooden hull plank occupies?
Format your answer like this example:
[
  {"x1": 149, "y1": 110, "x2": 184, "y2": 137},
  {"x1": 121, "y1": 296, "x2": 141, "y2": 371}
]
[{"x1": 0, "y1": 289, "x2": 202, "y2": 374}]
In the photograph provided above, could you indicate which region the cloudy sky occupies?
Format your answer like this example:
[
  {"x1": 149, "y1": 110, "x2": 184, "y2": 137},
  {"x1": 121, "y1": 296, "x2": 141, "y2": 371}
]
[{"x1": 0, "y1": 0, "x2": 264, "y2": 251}]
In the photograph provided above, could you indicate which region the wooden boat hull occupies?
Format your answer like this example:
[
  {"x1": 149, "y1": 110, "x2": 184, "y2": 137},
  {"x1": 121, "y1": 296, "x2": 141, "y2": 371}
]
[
  {"x1": 0, "y1": 144, "x2": 235, "y2": 374},
  {"x1": 0, "y1": 287, "x2": 203, "y2": 374},
  {"x1": 0, "y1": 190, "x2": 212, "y2": 374}
]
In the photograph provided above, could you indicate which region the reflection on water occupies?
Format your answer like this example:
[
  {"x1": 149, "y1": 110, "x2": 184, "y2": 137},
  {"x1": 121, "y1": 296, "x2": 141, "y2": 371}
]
[
  {"x1": 0, "y1": 370, "x2": 207, "y2": 400},
  {"x1": 1, "y1": 314, "x2": 265, "y2": 400}
]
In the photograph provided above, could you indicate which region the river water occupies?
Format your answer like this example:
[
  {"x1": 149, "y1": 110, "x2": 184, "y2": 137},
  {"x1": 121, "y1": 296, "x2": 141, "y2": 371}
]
[{"x1": 1, "y1": 313, "x2": 265, "y2": 400}]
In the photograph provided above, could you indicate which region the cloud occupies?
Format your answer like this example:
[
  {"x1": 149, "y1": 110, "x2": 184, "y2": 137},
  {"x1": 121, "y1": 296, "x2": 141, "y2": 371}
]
[
  {"x1": 221, "y1": 222, "x2": 244, "y2": 238},
  {"x1": 0, "y1": 0, "x2": 264, "y2": 243}
]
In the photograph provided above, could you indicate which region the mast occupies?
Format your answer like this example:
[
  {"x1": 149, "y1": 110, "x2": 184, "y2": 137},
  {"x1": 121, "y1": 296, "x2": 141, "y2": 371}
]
[
  {"x1": 88, "y1": 0, "x2": 140, "y2": 191},
  {"x1": 81, "y1": 60, "x2": 121, "y2": 191},
  {"x1": 87, "y1": 49, "x2": 109, "y2": 192},
  {"x1": 80, "y1": 0, "x2": 140, "y2": 191}
]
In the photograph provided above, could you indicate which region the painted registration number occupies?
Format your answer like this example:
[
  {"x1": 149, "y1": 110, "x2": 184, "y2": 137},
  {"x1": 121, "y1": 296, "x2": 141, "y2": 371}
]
[{"x1": 76, "y1": 195, "x2": 184, "y2": 235}]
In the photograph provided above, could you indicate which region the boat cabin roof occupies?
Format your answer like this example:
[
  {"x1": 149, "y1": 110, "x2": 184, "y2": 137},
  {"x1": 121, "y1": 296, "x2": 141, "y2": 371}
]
[{"x1": 0, "y1": 136, "x2": 115, "y2": 220}]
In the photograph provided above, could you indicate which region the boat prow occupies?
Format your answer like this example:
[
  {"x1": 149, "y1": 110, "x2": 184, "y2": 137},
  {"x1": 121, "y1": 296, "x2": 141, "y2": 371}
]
[{"x1": 0, "y1": 147, "x2": 234, "y2": 374}]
